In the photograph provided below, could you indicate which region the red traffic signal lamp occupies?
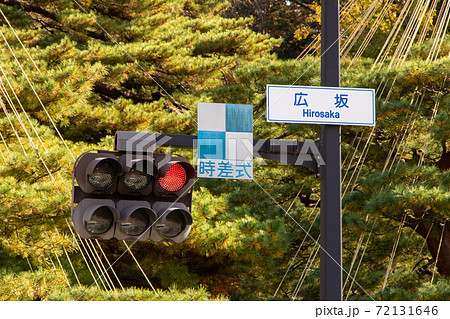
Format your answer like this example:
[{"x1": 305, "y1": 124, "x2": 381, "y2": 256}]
[
  {"x1": 154, "y1": 155, "x2": 196, "y2": 197},
  {"x1": 71, "y1": 151, "x2": 195, "y2": 242}
]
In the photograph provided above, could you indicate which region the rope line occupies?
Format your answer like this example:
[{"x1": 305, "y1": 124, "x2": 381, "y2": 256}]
[
  {"x1": 252, "y1": 176, "x2": 376, "y2": 300},
  {"x1": 65, "y1": 218, "x2": 101, "y2": 289},
  {"x1": 0, "y1": 28, "x2": 76, "y2": 161},
  {"x1": 95, "y1": 240, "x2": 125, "y2": 290},
  {"x1": 430, "y1": 220, "x2": 446, "y2": 284},
  {"x1": 0, "y1": 7, "x2": 41, "y2": 73},
  {"x1": 382, "y1": 213, "x2": 407, "y2": 291},
  {"x1": 123, "y1": 241, "x2": 158, "y2": 294},
  {"x1": 55, "y1": 226, "x2": 82, "y2": 286}
]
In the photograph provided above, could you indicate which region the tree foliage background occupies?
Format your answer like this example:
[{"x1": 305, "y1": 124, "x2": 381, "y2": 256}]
[{"x1": 0, "y1": 0, "x2": 449, "y2": 301}]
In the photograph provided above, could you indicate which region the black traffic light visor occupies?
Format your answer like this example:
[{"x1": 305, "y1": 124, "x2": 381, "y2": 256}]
[
  {"x1": 118, "y1": 155, "x2": 156, "y2": 196},
  {"x1": 116, "y1": 200, "x2": 157, "y2": 240},
  {"x1": 75, "y1": 152, "x2": 122, "y2": 194}
]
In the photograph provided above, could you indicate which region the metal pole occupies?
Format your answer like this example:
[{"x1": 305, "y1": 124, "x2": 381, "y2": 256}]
[{"x1": 320, "y1": 0, "x2": 342, "y2": 301}]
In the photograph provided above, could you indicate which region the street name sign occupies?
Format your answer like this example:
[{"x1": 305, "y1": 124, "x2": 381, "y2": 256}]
[
  {"x1": 197, "y1": 102, "x2": 253, "y2": 180},
  {"x1": 267, "y1": 85, "x2": 375, "y2": 126}
]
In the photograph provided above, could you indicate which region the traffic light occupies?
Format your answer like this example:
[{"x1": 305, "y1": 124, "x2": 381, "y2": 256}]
[{"x1": 71, "y1": 151, "x2": 195, "y2": 242}]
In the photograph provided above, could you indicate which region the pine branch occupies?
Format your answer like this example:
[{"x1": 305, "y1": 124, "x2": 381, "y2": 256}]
[
  {"x1": 93, "y1": 80, "x2": 162, "y2": 104},
  {"x1": 0, "y1": 0, "x2": 108, "y2": 41},
  {"x1": 93, "y1": 80, "x2": 185, "y2": 114},
  {"x1": 92, "y1": 3, "x2": 133, "y2": 21},
  {"x1": 0, "y1": 0, "x2": 57, "y2": 20}
]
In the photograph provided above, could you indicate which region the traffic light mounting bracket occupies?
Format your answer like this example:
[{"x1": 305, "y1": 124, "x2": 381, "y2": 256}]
[{"x1": 113, "y1": 131, "x2": 322, "y2": 173}]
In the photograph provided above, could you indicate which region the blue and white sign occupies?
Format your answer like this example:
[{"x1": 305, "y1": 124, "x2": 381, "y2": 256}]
[
  {"x1": 197, "y1": 103, "x2": 253, "y2": 180},
  {"x1": 267, "y1": 85, "x2": 375, "y2": 126}
]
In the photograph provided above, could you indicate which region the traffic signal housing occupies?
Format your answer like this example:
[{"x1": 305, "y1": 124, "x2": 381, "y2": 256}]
[
  {"x1": 72, "y1": 198, "x2": 119, "y2": 240},
  {"x1": 151, "y1": 202, "x2": 193, "y2": 243},
  {"x1": 71, "y1": 151, "x2": 195, "y2": 242},
  {"x1": 74, "y1": 152, "x2": 122, "y2": 194},
  {"x1": 117, "y1": 154, "x2": 155, "y2": 196}
]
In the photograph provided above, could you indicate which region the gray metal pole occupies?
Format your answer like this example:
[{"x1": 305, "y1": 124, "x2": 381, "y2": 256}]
[{"x1": 320, "y1": 0, "x2": 342, "y2": 301}]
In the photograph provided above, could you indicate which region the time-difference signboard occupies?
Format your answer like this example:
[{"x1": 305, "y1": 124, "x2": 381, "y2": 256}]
[
  {"x1": 197, "y1": 103, "x2": 253, "y2": 180},
  {"x1": 267, "y1": 85, "x2": 375, "y2": 126}
]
